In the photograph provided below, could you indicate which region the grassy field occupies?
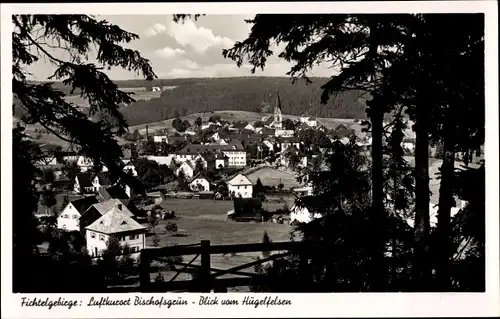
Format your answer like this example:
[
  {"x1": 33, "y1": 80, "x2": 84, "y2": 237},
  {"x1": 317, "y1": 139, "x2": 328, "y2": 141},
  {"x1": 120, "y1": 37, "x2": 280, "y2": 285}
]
[
  {"x1": 145, "y1": 198, "x2": 293, "y2": 291},
  {"x1": 245, "y1": 167, "x2": 300, "y2": 190},
  {"x1": 129, "y1": 110, "x2": 364, "y2": 135}
]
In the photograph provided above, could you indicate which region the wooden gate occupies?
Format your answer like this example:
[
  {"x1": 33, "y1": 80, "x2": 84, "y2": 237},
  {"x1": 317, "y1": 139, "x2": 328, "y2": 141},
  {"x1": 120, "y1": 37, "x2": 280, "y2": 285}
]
[{"x1": 139, "y1": 240, "x2": 310, "y2": 292}]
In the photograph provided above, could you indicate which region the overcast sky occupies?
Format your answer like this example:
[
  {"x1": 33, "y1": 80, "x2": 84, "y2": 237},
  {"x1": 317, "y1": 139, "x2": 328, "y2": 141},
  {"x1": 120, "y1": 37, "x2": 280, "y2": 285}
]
[{"x1": 27, "y1": 14, "x2": 334, "y2": 80}]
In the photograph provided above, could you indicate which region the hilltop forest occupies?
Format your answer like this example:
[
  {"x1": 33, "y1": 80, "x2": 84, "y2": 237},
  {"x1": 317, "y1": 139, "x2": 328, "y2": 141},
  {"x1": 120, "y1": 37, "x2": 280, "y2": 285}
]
[{"x1": 16, "y1": 77, "x2": 369, "y2": 126}]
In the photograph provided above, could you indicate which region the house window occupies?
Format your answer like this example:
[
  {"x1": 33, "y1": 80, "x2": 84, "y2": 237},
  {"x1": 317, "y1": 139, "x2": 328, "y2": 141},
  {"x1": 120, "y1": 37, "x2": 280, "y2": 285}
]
[
  {"x1": 91, "y1": 232, "x2": 96, "y2": 239},
  {"x1": 99, "y1": 234, "x2": 105, "y2": 241},
  {"x1": 72, "y1": 214, "x2": 78, "y2": 219},
  {"x1": 63, "y1": 214, "x2": 69, "y2": 218},
  {"x1": 130, "y1": 234, "x2": 139, "y2": 240}
]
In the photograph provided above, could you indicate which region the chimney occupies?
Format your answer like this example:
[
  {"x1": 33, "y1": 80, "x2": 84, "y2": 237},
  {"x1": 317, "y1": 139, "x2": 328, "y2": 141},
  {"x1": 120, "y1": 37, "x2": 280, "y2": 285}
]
[{"x1": 146, "y1": 125, "x2": 149, "y2": 141}]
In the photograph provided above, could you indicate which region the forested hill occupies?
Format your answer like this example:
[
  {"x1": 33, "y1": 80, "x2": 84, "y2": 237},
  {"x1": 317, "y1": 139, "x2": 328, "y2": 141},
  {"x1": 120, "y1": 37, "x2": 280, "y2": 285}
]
[
  {"x1": 119, "y1": 77, "x2": 370, "y2": 126},
  {"x1": 17, "y1": 77, "x2": 370, "y2": 126}
]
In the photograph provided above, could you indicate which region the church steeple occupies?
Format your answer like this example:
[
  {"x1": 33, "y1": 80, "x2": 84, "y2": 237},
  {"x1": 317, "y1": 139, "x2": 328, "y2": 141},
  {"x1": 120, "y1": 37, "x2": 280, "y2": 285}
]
[
  {"x1": 274, "y1": 90, "x2": 282, "y2": 115},
  {"x1": 272, "y1": 90, "x2": 283, "y2": 129}
]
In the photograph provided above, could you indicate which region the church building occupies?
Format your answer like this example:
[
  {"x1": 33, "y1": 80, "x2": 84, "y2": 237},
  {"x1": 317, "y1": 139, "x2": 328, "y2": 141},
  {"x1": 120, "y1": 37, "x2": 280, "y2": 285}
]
[{"x1": 262, "y1": 90, "x2": 283, "y2": 129}]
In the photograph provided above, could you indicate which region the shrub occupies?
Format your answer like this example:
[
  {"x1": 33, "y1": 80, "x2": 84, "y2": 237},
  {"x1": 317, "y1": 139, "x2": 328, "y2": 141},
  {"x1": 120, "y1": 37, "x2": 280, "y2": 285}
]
[{"x1": 165, "y1": 222, "x2": 178, "y2": 233}]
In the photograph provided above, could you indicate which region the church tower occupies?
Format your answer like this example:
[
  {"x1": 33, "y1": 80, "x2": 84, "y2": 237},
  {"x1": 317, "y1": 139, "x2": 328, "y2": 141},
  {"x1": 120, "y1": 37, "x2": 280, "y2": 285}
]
[{"x1": 273, "y1": 90, "x2": 283, "y2": 129}]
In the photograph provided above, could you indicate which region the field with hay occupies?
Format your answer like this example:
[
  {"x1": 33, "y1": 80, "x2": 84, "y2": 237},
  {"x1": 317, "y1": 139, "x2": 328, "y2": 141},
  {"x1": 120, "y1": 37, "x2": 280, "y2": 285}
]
[{"x1": 245, "y1": 167, "x2": 300, "y2": 190}]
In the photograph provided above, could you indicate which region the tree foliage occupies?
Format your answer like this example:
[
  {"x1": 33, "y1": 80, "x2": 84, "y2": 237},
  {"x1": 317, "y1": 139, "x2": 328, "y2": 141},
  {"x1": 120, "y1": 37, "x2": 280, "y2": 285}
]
[{"x1": 12, "y1": 14, "x2": 155, "y2": 292}]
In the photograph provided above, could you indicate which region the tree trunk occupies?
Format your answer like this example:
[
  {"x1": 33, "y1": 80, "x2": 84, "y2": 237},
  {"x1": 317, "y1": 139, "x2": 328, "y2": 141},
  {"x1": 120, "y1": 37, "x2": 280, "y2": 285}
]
[
  {"x1": 413, "y1": 107, "x2": 431, "y2": 291},
  {"x1": 435, "y1": 114, "x2": 456, "y2": 291},
  {"x1": 369, "y1": 105, "x2": 386, "y2": 291}
]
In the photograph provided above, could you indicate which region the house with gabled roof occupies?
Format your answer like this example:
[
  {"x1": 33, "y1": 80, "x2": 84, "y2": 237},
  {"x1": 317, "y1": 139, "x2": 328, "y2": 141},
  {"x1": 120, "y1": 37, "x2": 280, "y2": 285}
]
[
  {"x1": 74, "y1": 173, "x2": 95, "y2": 194},
  {"x1": 98, "y1": 185, "x2": 130, "y2": 203},
  {"x1": 215, "y1": 152, "x2": 229, "y2": 169},
  {"x1": 91, "y1": 172, "x2": 113, "y2": 190},
  {"x1": 189, "y1": 173, "x2": 213, "y2": 192},
  {"x1": 175, "y1": 160, "x2": 195, "y2": 179},
  {"x1": 79, "y1": 199, "x2": 134, "y2": 234},
  {"x1": 57, "y1": 196, "x2": 99, "y2": 232},
  {"x1": 227, "y1": 173, "x2": 253, "y2": 198},
  {"x1": 74, "y1": 172, "x2": 113, "y2": 194},
  {"x1": 85, "y1": 201, "x2": 147, "y2": 259}
]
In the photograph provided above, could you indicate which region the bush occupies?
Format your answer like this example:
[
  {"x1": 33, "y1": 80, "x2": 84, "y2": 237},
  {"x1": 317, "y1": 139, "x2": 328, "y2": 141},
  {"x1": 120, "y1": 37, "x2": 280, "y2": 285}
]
[{"x1": 165, "y1": 222, "x2": 178, "y2": 233}]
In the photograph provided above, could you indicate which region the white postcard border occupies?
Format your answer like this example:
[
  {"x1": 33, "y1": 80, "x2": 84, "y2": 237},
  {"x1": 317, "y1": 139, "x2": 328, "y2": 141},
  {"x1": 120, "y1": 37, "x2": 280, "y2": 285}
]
[{"x1": 1, "y1": 1, "x2": 498, "y2": 318}]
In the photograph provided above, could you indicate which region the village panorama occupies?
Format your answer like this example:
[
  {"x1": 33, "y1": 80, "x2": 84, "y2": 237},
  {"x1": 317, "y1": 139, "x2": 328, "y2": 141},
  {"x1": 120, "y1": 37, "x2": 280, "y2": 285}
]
[{"x1": 11, "y1": 13, "x2": 485, "y2": 294}]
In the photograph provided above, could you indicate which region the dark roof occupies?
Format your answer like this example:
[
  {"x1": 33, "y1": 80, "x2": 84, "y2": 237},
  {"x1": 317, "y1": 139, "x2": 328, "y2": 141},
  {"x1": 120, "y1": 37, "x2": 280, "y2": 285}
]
[
  {"x1": 76, "y1": 173, "x2": 92, "y2": 187},
  {"x1": 215, "y1": 152, "x2": 228, "y2": 159},
  {"x1": 69, "y1": 196, "x2": 99, "y2": 215},
  {"x1": 332, "y1": 129, "x2": 355, "y2": 139},
  {"x1": 334, "y1": 124, "x2": 348, "y2": 131},
  {"x1": 232, "y1": 121, "x2": 249, "y2": 130},
  {"x1": 94, "y1": 172, "x2": 112, "y2": 186},
  {"x1": 278, "y1": 137, "x2": 300, "y2": 143},
  {"x1": 98, "y1": 185, "x2": 129, "y2": 201}
]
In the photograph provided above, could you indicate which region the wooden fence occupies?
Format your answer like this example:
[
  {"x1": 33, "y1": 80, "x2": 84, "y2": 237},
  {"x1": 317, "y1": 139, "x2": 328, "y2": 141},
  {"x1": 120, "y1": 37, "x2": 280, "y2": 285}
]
[{"x1": 139, "y1": 240, "x2": 312, "y2": 292}]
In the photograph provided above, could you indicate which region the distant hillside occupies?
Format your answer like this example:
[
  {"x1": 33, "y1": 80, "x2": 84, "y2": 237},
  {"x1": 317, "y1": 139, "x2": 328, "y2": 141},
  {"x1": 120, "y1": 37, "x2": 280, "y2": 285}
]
[
  {"x1": 120, "y1": 77, "x2": 370, "y2": 126},
  {"x1": 14, "y1": 77, "x2": 371, "y2": 127}
]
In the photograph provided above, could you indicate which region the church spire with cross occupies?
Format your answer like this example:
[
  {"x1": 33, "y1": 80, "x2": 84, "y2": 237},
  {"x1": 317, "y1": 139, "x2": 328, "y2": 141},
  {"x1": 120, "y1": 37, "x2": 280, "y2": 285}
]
[{"x1": 272, "y1": 89, "x2": 283, "y2": 129}]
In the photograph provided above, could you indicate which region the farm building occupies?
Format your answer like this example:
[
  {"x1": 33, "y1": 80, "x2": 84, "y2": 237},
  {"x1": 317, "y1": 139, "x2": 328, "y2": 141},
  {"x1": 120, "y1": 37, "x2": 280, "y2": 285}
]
[
  {"x1": 85, "y1": 201, "x2": 147, "y2": 259},
  {"x1": 227, "y1": 173, "x2": 253, "y2": 198},
  {"x1": 189, "y1": 173, "x2": 212, "y2": 192}
]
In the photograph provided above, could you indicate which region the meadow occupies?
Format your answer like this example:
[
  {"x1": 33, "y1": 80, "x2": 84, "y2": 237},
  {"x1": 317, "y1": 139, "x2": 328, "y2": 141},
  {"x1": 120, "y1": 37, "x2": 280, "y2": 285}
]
[{"x1": 145, "y1": 198, "x2": 294, "y2": 291}]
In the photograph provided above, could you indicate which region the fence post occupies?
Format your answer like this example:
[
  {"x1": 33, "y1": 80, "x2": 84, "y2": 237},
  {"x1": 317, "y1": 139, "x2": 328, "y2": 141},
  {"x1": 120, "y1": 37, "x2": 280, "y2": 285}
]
[
  {"x1": 139, "y1": 249, "x2": 150, "y2": 292},
  {"x1": 200, "y1": 240, "x2": 211, "y2": 292},
  {"x1": 298, "y1": 243, "x2": 309, "y2": 292}
]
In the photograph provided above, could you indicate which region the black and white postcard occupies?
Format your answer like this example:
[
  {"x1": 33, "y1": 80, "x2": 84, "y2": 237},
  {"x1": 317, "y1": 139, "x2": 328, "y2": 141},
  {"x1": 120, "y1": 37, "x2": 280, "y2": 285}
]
[{"x1": 1, "y1": 1, "x2": 499, "y2": 318}]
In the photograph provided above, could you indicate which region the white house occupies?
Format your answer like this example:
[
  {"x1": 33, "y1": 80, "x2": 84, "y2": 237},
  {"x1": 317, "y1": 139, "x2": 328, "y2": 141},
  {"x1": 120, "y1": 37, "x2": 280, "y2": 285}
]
[
  {"x1": 278, "y1": 138, "x2": 301, "y2": 152},
  {"x1": 91, "y1": 173, "x2": 112, "y2": 190},
  {"x1": 223, "y1": 149, "x2": 247, "y2": 167},
  {"x1": 189, "y1": 174, "x2": 211, "y2": 192},
  {"x1": 300, "y1": 116, "x2": 318, "y2": 127},
  {"x1": 74, "y1": 173, "x2": 95, "y2": 194},
  {"x1": 175, "y1": 161, "x2": 195, "y2": 179},
  {"x1": 153, "y1": 134, "x2": 168, "y2": 143},
  {"x1": 227, "y1": 174, "x2": 253, "y2": 198},
  {"x1": 290, "y1": 196, "x2": 322, "y2": 224},
  {"x1": 152, "y1": 86, "x2": 162, "y2": 92},
  {"x1": 275, "y1": 129, "x2": 295, "y2": 138},
  {"x1": 244, "y1": 123, "x2": 255, "y2": 131},
  {"x1": 57, "y1": 196, "x2": 98, "y2": 231},
  {"x1": 85, "y1": 201, "x2": 146, "y2": 260},
  {"x1": 215, "y1": 153, "x2": 228, "y2": 169}
]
